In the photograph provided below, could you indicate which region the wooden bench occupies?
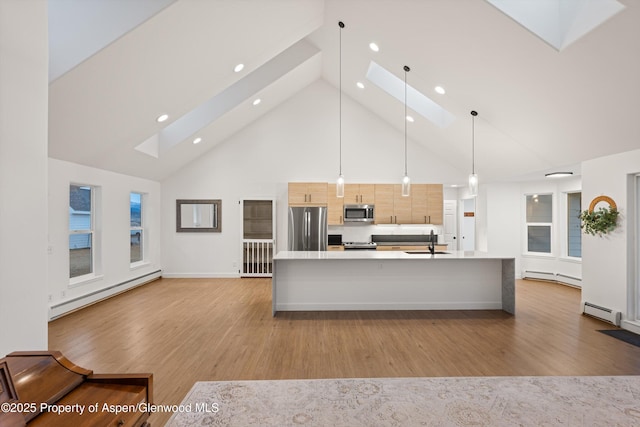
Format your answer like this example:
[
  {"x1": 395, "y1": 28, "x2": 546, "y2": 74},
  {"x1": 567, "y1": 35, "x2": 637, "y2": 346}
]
[{"x1": 0, "y1": 351, "x2": 152, "y2": 426}]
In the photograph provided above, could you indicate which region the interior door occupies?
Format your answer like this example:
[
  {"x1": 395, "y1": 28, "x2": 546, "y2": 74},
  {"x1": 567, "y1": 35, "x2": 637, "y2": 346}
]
[
  {"x1": 461, "y1": 198, "x2": 476, "y2": 251},
  {"x1": 443, "y1": 200, "x2": 457, "y2": 250}
]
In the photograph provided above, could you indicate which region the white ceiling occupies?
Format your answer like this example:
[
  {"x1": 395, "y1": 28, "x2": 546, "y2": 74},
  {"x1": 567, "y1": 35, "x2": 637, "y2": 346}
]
[{"x1": 47, "y1": 0, "x2": 640, "y2": 183}]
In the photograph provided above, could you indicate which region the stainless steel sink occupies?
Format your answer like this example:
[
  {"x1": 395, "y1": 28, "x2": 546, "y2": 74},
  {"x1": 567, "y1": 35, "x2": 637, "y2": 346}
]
[{"x1": 404, "y1": 251, "x2": 449, "y2": 255}]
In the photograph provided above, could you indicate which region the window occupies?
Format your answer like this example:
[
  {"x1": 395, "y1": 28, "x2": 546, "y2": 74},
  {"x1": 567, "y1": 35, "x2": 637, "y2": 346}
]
[
  {"x1": 567, "y1": 192, "x2": 582, "y2": 258},
  {"x1": 526, "y1": 194, "x2": 552, "y2": 253},
  {"x1": 130, "y1": 192, "x2": 144, "y2": 264},
  {"x1": 69, "y1": 185, "x2": 94, "y2": 278}
]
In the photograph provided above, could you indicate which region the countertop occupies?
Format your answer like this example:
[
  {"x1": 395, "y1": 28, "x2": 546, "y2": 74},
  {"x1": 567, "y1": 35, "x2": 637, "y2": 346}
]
[{"x1": 274, "y1": 250, "x2": 514, "y2": 260}]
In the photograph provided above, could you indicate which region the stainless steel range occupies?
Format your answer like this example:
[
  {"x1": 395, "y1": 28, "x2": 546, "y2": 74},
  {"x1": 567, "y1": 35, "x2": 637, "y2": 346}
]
[{"x1": 343, "y1": 241, "x2": 377, "y2": 250}]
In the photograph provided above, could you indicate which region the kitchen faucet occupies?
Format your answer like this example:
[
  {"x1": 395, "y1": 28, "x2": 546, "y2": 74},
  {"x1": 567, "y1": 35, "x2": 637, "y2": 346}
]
[{"x1": 429, "y1": 229, "x2": 435, "y2": 255}]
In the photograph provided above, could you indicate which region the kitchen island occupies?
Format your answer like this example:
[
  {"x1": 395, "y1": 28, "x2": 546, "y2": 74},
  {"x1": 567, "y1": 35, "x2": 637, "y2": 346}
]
[{"x1": 272, "y1": 250, "x2": 515, "y2": 316}]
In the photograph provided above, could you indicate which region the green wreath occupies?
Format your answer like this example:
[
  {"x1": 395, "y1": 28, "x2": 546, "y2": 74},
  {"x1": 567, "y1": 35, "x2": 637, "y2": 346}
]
[{"x1": 579, "y1": 196, "x2": 619, "y2": 236}]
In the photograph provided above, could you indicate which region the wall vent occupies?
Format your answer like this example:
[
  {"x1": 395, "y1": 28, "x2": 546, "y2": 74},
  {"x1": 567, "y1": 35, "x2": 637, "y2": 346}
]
[{"x1": 583, "y1": 302, "x2": 621, "y2": 326}]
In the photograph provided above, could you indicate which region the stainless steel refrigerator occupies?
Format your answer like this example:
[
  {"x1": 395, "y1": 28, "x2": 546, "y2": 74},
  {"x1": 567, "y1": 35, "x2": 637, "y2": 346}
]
[{"x1": 288, "y1": 206, "x2": 327, "y2": 251}]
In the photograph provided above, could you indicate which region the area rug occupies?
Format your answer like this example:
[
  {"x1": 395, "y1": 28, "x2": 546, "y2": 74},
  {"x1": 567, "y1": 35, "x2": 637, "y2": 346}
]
[
  {"x1": 166, "y1": 376, "x2": 640, "y2": 426},
  {"x1": 599, "y1": 329, "x2": 640, "y2": 348}
]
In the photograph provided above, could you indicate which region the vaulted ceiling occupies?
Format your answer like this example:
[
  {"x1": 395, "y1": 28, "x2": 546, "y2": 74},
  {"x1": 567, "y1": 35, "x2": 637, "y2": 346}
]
[{"x1": 48, "y1": 0, "x2": 640, "y2": 183}]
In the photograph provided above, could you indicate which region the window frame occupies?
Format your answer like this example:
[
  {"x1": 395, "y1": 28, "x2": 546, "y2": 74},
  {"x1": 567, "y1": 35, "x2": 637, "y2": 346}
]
[
  {"x1": 130, "y1": 191, "x2": 146, "y2": 268},
  {"x1": 69, "y1": 184, "x2": 97, "y2": 285},
  {"x1": 524, "y1": 193, "x2": 554, "y2": 256},
  {"x1": 566, "y1": 191, "x2": 582, "y2": 259}
]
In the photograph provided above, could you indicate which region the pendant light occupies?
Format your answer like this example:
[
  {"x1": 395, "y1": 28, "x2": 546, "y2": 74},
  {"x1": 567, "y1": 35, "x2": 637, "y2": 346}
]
[
  {"x1": 469, "y1": 110, "x2": 478, "y2": 197},
  {"x1": 336, "y1": 21, "x2": 345, "y2": 198},
  {"x1": 402, "y1": 65, "x2": 411, "y2": 197}
]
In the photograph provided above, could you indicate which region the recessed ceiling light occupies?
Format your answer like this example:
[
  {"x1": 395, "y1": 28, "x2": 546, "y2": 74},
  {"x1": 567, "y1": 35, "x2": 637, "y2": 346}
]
[
  {"x1": 369, "y1": 42, "x2": 379, "y2": 52},
  {"x1": 545, "y1": 172, "x2": 573, "y2": 178},
  {"x1": 192, "y1": 137, "x2": 202, "y2": 144},
  {"x1": 435, "y1": 86, "x2": 446, "y2": 95},
  {"x1": 406, "y1": 115, "x2": 414, "y2": 122},
  {"x1": 356, "y1": 81, "x2": 365, "y2": 89},
  {"x1": 156, "y1": 114, "x2": 169, "y2": 123},
  {"x1": 252, "y1": 98, "x2": 261, "y2": 106},
  {"x1": 234, "y1": 63, "x2": 244, "y2": 73}
]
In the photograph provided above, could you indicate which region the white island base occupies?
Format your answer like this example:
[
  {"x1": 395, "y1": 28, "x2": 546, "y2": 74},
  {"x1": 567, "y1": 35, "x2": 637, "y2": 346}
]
[{"x1": 272, "y1": 251, "x2": 515, "y2": 316}]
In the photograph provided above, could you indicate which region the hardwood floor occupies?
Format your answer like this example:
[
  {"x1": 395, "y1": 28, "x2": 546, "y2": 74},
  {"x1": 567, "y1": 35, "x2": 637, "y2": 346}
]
[{"x1": 48, "y1": 278, "x2": 640, "y2": 426}]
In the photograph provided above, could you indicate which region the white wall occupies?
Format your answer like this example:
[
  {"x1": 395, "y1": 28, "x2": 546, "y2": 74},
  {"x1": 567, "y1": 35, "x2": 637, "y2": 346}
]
[
  {"x1": 479, "y1": 176, "x2": 582, "y2": 282},
  {"x1": 161, "y1": 80, "x2": 466, "y2": 276},
  {"x1": 48, "y1": 159, "x2": 162, "y2": 318},
  {"x1": 0, "y1": 0, "x2": 49, "y2": 356},
  {"x1": 582, "y1": 149, "x2": 640, "y2": 331}
]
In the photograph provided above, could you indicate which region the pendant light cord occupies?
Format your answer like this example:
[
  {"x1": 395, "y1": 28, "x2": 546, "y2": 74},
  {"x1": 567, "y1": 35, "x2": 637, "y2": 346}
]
[
  {"x1": 471, "y1": 110, "x2": 477, "y2": 174},
  {"x1": 404, "y1": 65, "x2": 410, "y2": 176},
  {"x1": 338, "y1": 21, "x2": 344, "y2": 176}
]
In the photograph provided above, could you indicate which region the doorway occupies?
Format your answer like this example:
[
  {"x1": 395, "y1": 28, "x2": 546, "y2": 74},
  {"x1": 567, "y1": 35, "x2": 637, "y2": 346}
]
[
  {"x1": 460, "y1": 198, "x2": 476, "y2": 251},
  {"x1": 241, "y1": 199, "x2": 276, "y2": 277},
  {"x1": 443, "y1": 200, "x2": 458, "y2": 250}
]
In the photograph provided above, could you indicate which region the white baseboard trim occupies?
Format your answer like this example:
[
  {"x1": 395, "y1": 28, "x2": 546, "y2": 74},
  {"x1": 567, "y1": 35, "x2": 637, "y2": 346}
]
[
  {"x1": 49, "y1": 270, "x2": 161, "y2": 320},
  {"x1": 161, "y1": 272, "x2": 241, "y2": 279},
  {"x1": 620, "y1": 320, "x2": 640, "y2": 335},
  {"x1": 275, "y1": 301, "x2": 503, "y2": 311}
]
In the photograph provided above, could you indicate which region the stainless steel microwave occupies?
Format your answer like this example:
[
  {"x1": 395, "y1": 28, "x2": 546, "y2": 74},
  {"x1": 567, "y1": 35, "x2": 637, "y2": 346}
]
[{"x1": 344, "y1": 204, "x2": 375, "y2": 222}]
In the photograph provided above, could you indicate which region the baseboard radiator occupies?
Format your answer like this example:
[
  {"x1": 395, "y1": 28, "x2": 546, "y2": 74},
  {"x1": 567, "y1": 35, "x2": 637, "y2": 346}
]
[
  {"x1": 49, "y1": 270, "x2": 161, "y2": 320},
  {"x1": 583, "y1": 302, "x2": 621, "y2": 326},
  {"x1": 522, "y1": 270, "x2": 582, "y2": 288}
]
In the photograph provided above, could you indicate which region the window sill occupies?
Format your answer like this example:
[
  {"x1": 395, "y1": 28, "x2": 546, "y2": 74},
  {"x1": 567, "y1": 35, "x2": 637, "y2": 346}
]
[
  {"x1": 522, "y1": 252, "x2": 555, "y2": 259},
  {"x1": 69, "y1": 273, "x2": 104, "y2": 288},
  {"x1": 559, "y1": 256, "x2": 582, "y2": 264},
  {"x1": 130, "y1": 261, "x2": 151, "y2": 271}
]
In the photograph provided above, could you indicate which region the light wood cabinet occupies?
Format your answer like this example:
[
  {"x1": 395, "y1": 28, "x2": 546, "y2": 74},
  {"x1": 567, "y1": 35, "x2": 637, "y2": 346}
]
[
  {"x1": 374, "y1": 184, "x2": 395, "y2": 224},
  {"x1": 328, "y1": 245, "x2": 345, "y2": 251},
  {"x1": 426, "y1": 184, "x2": 444, "y2": 225},
  {"x1": 327, "y1": 184, "x2": 344, "y2": 225},
  {"x1": 288, "y1": 182, "x2": 328, "y2": 206},
  {"x1": 287, "y1": 182, "x2": 442, "y2": 225},
  {"x1": 411, "y1": 184, "x2": 443, "y2": 225},
  {"x1": 344, "y1": 184, "x2": 375, "y2": 204},
  {"x1": 374, "y1": 184, "x2": 411, "y2": 224},
  {"x1": 393, "y1": 184, "x2": 412, "y2": 224}
]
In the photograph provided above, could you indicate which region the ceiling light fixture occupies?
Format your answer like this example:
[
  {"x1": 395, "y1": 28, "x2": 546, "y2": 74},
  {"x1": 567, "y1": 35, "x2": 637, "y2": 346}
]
[
  {"x1": 192, "y1": 137, "x2": 202, "y2": 144},
  {"x1": 545, "y1": 171, "x2": 573, "y2": 178},
  {"x1": 406, "y1": 115, "x2": 414, "y2": 123},
  {"x1": 435, "y1": 86, "x2": 446, "y2": 95},
  {"x1": 336, "y1": 21, "x2": 346, "y2": 198},
  {"x1": 234, "y1": 63, "x2": 244, "y2": 73},
  {"x1": 402, "y1": 65, "x2": 411, "y2": 197},
  {"x1": 356, "y1": 81, "x2": 365, "y2": 89},
  {"x1": 156, "y1": 114, "x2": 169, "y2": 123},
  {"x1": 252, "y1": 98, "x2": 261, "y2": 106},
  {"x1": 469, "y1": 110, "x2": 479, "y2": 197},
  {"x1": 369, "y1": 42, "x2": 379, "y2": 52}
]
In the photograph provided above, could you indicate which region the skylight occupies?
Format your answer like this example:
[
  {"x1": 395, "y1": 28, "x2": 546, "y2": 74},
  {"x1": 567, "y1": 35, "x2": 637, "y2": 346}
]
[
  {"x1": 366, "y1": 61, "x2": 455, "y2": 128},
  {"x1": 485, "y1": 0, "x2": 625, "y2": 51}
]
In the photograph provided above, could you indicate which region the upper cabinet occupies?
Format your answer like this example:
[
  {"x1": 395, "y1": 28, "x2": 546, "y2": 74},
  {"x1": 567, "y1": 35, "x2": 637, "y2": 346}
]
[
  {"x1": 374, "y1": 184, "x2": 411, "y2": 224},
  {"x1": 411, "y1": 184, "x2": 443, "y2": 225},
  {"x1": 327, "y1": 184, "x2": 344, "y2": 225},
  {"x1": 344, "y1": 184, "x2": 375, "y2": 204},
  {"x1": 288, "y1": 182, "x2": 328, "y2": 206},
  {"x1": 288, "y1": 182, "x2": 443, "y2": 225},
  {"x1": 426, "y1": 184, "x2": 443, "y2": 225}
]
